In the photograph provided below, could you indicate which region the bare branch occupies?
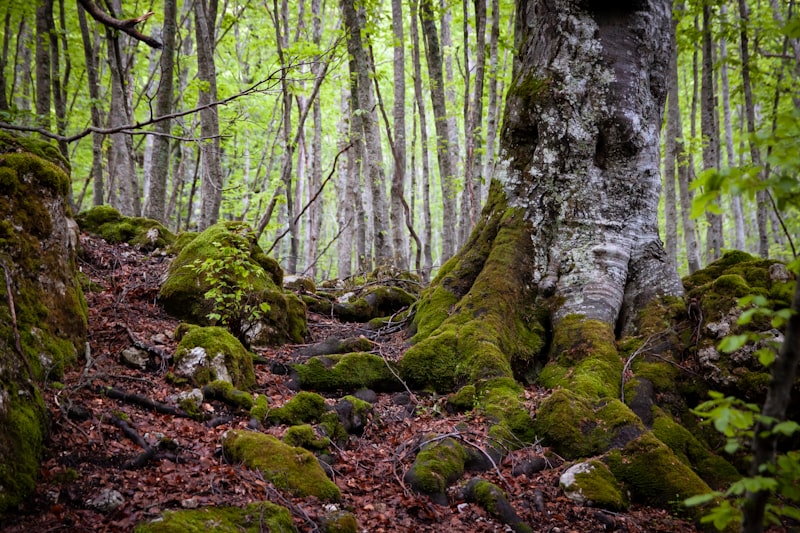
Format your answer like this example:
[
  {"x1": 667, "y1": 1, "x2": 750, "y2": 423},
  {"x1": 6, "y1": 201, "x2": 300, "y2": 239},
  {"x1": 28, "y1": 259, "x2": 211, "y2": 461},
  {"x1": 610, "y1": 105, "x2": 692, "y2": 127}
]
[{"x1": 77, "y1": 0, "x2": 161, "y2": 48}]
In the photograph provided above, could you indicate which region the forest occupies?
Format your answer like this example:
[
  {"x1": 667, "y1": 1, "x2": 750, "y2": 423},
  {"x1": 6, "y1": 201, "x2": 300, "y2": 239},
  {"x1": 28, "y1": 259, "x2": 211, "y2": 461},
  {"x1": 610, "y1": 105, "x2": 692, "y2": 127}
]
[
  {"x1": 0, "y1": 0, "x2": 795, "y2": 277},
  {"x1": 1, "y1": 0, "x2": 799, "y2": 531}
]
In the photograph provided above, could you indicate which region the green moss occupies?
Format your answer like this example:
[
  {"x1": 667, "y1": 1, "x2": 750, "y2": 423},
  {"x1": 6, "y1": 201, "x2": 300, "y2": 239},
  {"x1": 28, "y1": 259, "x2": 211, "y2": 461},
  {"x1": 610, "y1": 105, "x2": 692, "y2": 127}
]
[
  {"x1": 631, "y1": 361, "x2": 680, "y2": 392},
  {"x1": 478, "y1": 378, "x2": 535, "y2": 445},
  {"x1": 268, "y1": 391, "x2": 327, "y2": 425},
  {"x1": 294, "y1": 352, "x2": 400, "y2": 392},
  {"x1": 566, "y1": 460, "x2": 629, "y2": 511},
  {"x1": 534, "y1": 390, "x2": 643, "y2": 460},
  {"x1": 404, "y1": 436, "x2": 467, "y2": 496},
  {"x1": 448, "y1": 384, "x2": 476, "y2": 412},
  {"x1": 0, "y1": 152, "x2": 69, "y2": 196},
  {"x1": 178, "y1": 396, "x2": 203, "y2": 420},
  {"x1": 159, "y1": 221, "x2": 305, "y2": 344},
  {"x1": 174, "y1": 325, "x2": 255, "y2": 389},
  {"x1": 203, "y1": 380, "x2": 254, "y2": 410},
  {"x1": 133, "y1": 501, "x2": 297, "y2": 532},
  {"x1": 75, "y1": 205, "x2": 176, "y2": 249},
  {"x1": 283, "y1": 424, "x2": 331, "y2": 450},
  {"x1": 319, "y1": 411, "x2": 349, "y2": 445},
  {"x1": 651, "y1": 410, "x2": 739, "y2": 489},
  {"x1": 606, "y1": 432, "x2": 712, "y2": 519},
  {"x1": 322, "y1": 511, "x2": 359, "y2": 533},
  {"x1": 168, "y1": 231, "x2": 199, "y2": 255},
  {"x1": 222, "y1": 430, "x2": 340, "y2": 500},
  {"x1": 468, "y1": 478, "x2": 534, "y2": 533},
  {"x1": 249, "y1": 395, "x2": 268, "y2": 422}
]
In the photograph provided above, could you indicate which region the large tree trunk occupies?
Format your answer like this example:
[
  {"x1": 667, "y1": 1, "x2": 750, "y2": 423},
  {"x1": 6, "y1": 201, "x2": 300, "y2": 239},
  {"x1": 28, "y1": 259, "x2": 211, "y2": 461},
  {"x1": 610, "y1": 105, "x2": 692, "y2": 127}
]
[
  {"x1": 497, "y1": 0, "x2": 682, "y2": 331},
  {"x1": 400, "y1": 0, "x2": 715, "y2": 519}
]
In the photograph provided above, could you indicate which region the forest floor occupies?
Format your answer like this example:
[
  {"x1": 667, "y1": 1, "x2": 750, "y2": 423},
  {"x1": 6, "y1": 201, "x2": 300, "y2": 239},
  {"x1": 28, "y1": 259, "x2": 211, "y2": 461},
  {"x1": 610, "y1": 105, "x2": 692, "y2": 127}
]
[{"x1": 1, "y1": 234, "x2": 701, "y2": 532}]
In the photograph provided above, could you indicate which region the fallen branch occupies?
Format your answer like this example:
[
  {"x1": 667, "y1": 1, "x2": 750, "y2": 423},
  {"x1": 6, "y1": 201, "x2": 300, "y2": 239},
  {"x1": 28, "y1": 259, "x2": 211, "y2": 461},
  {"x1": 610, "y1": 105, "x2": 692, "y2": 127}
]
[
  {"x1": 1, "y1": 259, "x2": 36, "y2": 384},
  {"x1": 97, "y1": 385, "x2": 189, "y2": 417}
]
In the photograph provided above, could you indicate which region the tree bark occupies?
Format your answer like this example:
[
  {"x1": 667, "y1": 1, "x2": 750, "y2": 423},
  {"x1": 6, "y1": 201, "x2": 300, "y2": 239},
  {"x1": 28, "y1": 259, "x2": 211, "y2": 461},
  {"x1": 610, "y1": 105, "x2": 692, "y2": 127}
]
[
  {"x1": 341, "y1": 0, "x2": 393, "y2": 267},
  {"x1": 194, "y1": 0, "x2": 223, "y2": 230},
  {"x1": 420, "y1": 0, "x2": 457, "y2": 262},
  {"x1": 336, "y1": 88, "x2": 355, "y2": 279},
  {"x1": 481, "y1": 0, "x2": 501, "y2": 203},
  {"x1": 77, "y1": 4, "x2": 105, "y2": 207},
  {"x1": 496, "y1": 0, "x2": 682, "y2": 330},
  {"x1": 35, "y1": 0, "x2": 53, "y2": 131},
  {"x1": 738, "y1": 0, "x2": 769, "y2": 258},
  {"x1": 701, "y1": 3, "x2": 723, "y2": 264},
  {"x1": 144, "y1": 0, "x2": 177, "y2": 223},
  {"x1": 390, "y1": 0, "x2": 408, "y2": 269},
  {"x1": 0, "y1": 8, "x2": 11, "y2": 111}
]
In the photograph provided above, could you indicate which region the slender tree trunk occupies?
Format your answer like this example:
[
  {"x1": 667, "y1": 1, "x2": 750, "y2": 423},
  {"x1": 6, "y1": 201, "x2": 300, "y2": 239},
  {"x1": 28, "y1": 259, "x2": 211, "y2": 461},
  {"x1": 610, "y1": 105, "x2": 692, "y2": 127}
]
[
  {"x1": 306, "y1": 0, "x2": 324, "y2": 279},
  {"x1": 106, "y1": 31, "x2": 138, "y2": 215},
  {"x1": 390, "y1": 0, "x2": 408, "y2": 269},
  {"x1": 460, "y1": 0, "x2": 486, "y2": 246},
  {"x1": 77, "y1": 4, "x2": 105, "y2": 207},
  {"x1": 482, "y1": 0, "x2": 501, "y2": 203},
  {"x1": 34, "y1": 0, "x2": 52, "y2": 130},
  {"x1": 336, "y1": 88, "x2": 354, "y2": 279},
  {"x1": 145, "y1": 0, "x2": 177, "y2": 223},
  {"x1": 49, "y1": 0, "x2": 68, "y2": 158},
  {"x1": 738, "y1": 0, "x2": 769, "y2": 258},
  {"x1": 420, "y1": 0, "x2": 457, "y2": 261},
  {"x1": 14, "y1": 20, "x2": 33, "y2": 122},
  {"x1": 701, "y1": 3, "x2": 723, "y2": 263},
  {"x1": 0, "y1": 7, "x2": 10, "y2": 111},
  {"x1": 341, "y1": 0, "x2": 393, "y2": 266},
  {"x1": 718, "y1": 4, "x2": 745, "y2": 251},
  {"x1": 663, "y1": 41, "x2": 678, "y2": 274},
  {"x1": 411, "y1": 0, "x2": 433, "y2": 278},
  {"x1": 194, "y1": 0, "x2": 223, "y2": 230}
]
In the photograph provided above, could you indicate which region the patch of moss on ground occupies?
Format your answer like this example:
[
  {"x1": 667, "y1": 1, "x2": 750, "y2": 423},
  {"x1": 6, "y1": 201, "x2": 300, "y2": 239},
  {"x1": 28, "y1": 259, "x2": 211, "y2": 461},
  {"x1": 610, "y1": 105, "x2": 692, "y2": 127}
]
[
  {"x1": 268, "y1": 391, "x2": 327, "y2": 425},
  {"x1": 322, "y1": 510, "x2": 359, "y2": 533},
  {"x1": 134, "y1": 501, "x2": 297, "y2": 532},
  {"x1": 294, "y1": 352, "x2": 401, "y2": 392},
  {"x1": 203, "y1": 380, "x2": 254, "y2": 410},
  {"x1": 222, "y1": 429, "x2": 340, "y2": 500},
  {"x1": 173, "y1": 325, "x2": 255, "y2": 389},
  {"x1": 606, "y1": 432, "x2": 712, "y2": 520},
  {"x1": 249, "y1": 395, "x2": 268, "y2": 422}
]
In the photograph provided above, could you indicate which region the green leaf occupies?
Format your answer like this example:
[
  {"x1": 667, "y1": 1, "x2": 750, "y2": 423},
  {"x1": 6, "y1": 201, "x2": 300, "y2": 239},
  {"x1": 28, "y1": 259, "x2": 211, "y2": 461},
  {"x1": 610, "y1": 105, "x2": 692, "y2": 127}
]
[
  {"x1": 755, "y1": 348, "x2": 777, "y2": 367},
  {"x1": 773, "y1": 421, "x2": 800, "y2": 436},
  {"x1": 718, "y1": 335, "x2": 749, "y2": 353},
  {"x1": 684, "y1": 493, "x2": 718, "y2": 507}
]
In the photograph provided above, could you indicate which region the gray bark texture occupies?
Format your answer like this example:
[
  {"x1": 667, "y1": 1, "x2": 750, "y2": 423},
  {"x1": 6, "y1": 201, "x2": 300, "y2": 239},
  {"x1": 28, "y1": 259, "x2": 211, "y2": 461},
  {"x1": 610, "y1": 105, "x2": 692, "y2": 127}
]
[{"x1": 497, "y1": 0, "x2": 682, "y2": 331}]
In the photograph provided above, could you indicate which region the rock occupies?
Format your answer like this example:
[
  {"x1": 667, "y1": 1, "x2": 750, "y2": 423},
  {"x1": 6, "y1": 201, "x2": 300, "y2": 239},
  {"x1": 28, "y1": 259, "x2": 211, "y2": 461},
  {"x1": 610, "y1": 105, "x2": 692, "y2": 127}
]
[
  {"x1": 86, "y1": 488, "x2": 125, "y2": 512},
  {"x1": 121, "y1": 346, "x2": 149, "y2": 369},
  {"x1": 511, "y1": 456, "x2": 547, "y2": 477},
  {"x1": 334, "y1": 395, "x2": 373, "y2": 435},
  {"x1": 75, "y1": 205, "x2": 176, "y2": 251},
  {"x1": 560, "y1": 460, "x2": 628, "y2": 512},
  {"x1": 0, "y1": 133, "x2": 88, "y2": 515},
  {"x1": 173, "y1": 324, "x2": 255, "y2": 389},
  {"x1": 284, "y1": 274, "x2": 317, "y2": 293}
]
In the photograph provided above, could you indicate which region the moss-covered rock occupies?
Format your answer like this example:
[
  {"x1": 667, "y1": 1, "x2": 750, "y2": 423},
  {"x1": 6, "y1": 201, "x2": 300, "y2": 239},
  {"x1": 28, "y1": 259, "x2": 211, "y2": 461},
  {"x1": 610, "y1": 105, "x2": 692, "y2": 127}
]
[
  {"x1": 447, "y1": 384, "x2": 476, "y2": 412},
  {"x1": 133, "y1": 501, "x2": 297, "y2": 532},
  {"x1": 268, "y1": 391, "x2": 327, "y2": 425},
  {"x1": 282, "y1": 424, "x2": 331, "y2": 450},
  {"x1": 159, "y1": 221, "x2": 307, "y2": 346},
  {"x1": 173, "y1": 324, "x2": 255, "y2": 389},
  {"x1": 0, "y1": 134, "x2": 87, "y2": 516},
  {"x1": 202, "y1": 380, "x2": 254, "y2": 410},
  {"x1": 321, "y1": 510, "x2": 359, "y2": 533},
  {"x1": 404, "y1": 436, "x2": 467, "y2": 504},
  {"x1": 334, "y1": 395, "x2": 374, "y2": 435},
  {"x1": 293, "y1": 352, "x2": 402, "y2": 392},
  {"x1": 560, "y1": 460, "x2": 628, "y2": 512},
  {"x1": 222, "y1": 429, "x2": 340, "y2": 500},
  {"x1": 606, "y1": 432, "x2": 712, "y2": 519},
  {"x1": 249, "y1": 394, "x2": 268, "y2": 422},
  {"x1": 462, "y1": 477, "x2": 532, "y2": 533},
  {"x1": 75, "y1": 205, "x2": 176, "y2": 251}
]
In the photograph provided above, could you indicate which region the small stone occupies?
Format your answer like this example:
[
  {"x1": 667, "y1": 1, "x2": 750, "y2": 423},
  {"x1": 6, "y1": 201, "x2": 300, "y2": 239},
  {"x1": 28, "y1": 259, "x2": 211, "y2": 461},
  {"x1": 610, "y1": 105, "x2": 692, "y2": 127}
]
[
  {"x1": 121, "y1": 347, "x2": 149, "y2": 369},
  {"x1": 181, "y1": 497, "x2": 199, "y2": 509},
  {"x1": 86, "y1": 488, "x2": 124, "y2": 512}
]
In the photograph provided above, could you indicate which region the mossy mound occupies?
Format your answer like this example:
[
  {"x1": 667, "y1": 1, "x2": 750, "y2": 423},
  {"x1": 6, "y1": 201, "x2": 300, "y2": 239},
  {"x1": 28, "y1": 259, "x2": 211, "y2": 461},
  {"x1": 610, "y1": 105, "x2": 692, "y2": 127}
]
[
  {"x1": 305, "y1": 285, "x2": 417, "y2": 323},
  {"x1": 202, "y1": 380, "x2": 254, "y2": 410},
  {"x1": 222, "y1": 429, "x2": 340, "y2": 500},
  {"x1": 606, "y1": 432, "x2": 712, "y2": 520},
  {"x1": 133, "y1": 501, "x2": 297, "y2": 532},
  {"x1": 560, "y1": 460, "x2": 628, "y2": 512},
  {"x1": 462, "y1": 477, "x2": 532, "y2": 533},
  {"x1": 682, "y1": 251, "x2": 796, "y2": 402},
  {"x1": 0, "y1": 133, "x2": 87, "y2": 515},
  {"x1": 282, "y1": 424, "x2": 331, "y2": 450},
  {"x1": 268, "y1": 391, "x2": 327, "y2": 425},
  {"x1": 293, "y1": 352, "x2": 402, "y2": 393},
  {"x1": 75, "y1": 205, "x2": 176, "y2": 251},
  {"x1": 404, "y1": 436, "x2": 467, "y2": 505},
  {"x1": 534, "y1": 389, "x2": 644, "y2": 460},
  {"x1": 173, "y1": 324, "x2": 255, "y2": 389},
  {"x1": 159, "y1": 221, "x2": 307, "y2": 346},
  {"x1": 321, "y1": 510, "x2": 359, "y2": 533}
]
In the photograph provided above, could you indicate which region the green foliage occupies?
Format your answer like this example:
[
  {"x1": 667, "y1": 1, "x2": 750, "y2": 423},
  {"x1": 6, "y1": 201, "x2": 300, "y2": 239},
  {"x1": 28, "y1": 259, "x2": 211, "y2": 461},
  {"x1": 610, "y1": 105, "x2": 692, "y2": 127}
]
[
  {"x1": 186, "y1": 238, "x2": 271, "y2": 345},
  {"x1": 686, "y1": 391, "x2": 800, "y2": 529}
]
